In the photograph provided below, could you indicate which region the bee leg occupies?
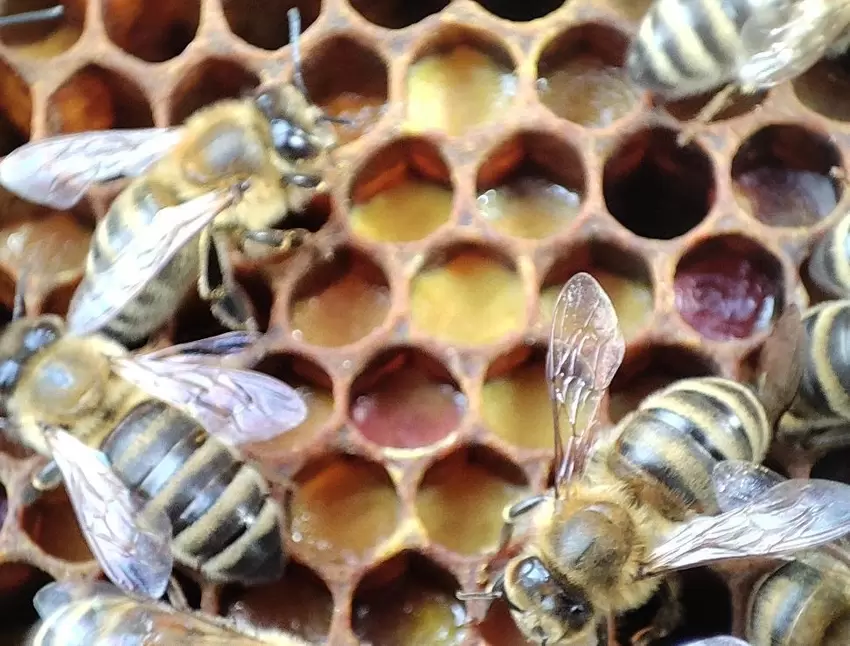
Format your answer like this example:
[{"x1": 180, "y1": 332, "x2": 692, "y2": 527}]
[
  {"x1": 166, "y1": 576, "x2": 189, "y2": 612},
  {"x1": 21, "y1": 460, "x2": 62, "y2": 506},
  {"x1": 630, "y1": 576, "x2": 682, "y2": 646},
  {"x1": 487, "y1": 495, "x2": 547, "y2": 573},
  {"x1": 240, "y1": 227, "x2": 313, "y2": 256},
  {"x1": 198, "y1": 229, "x2": 259, "y2": 333}
]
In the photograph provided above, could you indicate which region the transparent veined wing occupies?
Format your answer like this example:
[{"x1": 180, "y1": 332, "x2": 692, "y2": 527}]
[
  {"x1": 42, "y1": 428, "x2": 173, "y2": 599},
  {"x1": 712, "y1": 459, "x2": 785, "y2": 513},
  {"x1": 110, "y1": 353, "x2": 308, "y2": 446},
  {"x1": 737, "y1": 0, "x2": 850, "y2": 90},
  {"x1": 65, "y1": 188, "x2": 240, "y2": 338},
  {"x1": 32, "y1": 580, "x2": 125, "y2": 620},
  {"x1": 0, "y1": 128, "x2": 182, "y2": 209},
  {"x1": 680, "y1": 638, "x2": 751, "y2": 646},
  {"x1": 138, "y1": 330, "x2": 275, "y2": 370},
  {"x1": 547, "y1": 272, "x2": 624, "y2": 491},
  {"x1": 643, "y1": 477, "x2": 850, "y2": 575}
]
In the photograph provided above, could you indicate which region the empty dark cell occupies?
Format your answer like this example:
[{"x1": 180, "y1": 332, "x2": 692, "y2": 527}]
[
  {"x1": 812, "y1": 447, "x2": 850, "y2": 484},
  {"x1": 103, "y1": 0, "x2": 199, "y2": 62},
  {"x1": 169, "y1": 60, "x2": 259, "y2": 125},
  {"x1": 603, "y1": 129, "x2": 714, "y2": 240},
  {"x1": 222, "y1": 0, "x2": 320, "y2": 51},
  {"x1": 477, "y1": 0, "x2": 563, "y2": 21},
  {"x1": 350, "y1": 0, "x2": 448, "y2": 29}
]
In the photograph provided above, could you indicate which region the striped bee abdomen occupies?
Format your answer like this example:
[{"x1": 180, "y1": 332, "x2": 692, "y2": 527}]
[
  {"x1": 609, "y1": 377, "x2": 769, "y2": 516},
  {"x1": 747, "y1": 553, "x2": 850, "y2": 646},
  {"x1": 76, "y1": 179, "x2": 198, "y2": 348},
  {"x1": 626, "y1": 0, "x2": 754, "y2": 99},
  {"x1": 101, "y1": 399, "x2": 286, "y2": 585},
  {"x1": 791, "y1": 302, "x2": 850, "y2": 422},
  {"x1": 807, "y1": 213, "x2": 850, "y2": 300}
]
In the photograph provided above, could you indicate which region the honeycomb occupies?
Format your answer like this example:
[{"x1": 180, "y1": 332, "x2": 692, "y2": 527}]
[{"x1": 0, "y1": 0, "x2": 847, "y2": 643}]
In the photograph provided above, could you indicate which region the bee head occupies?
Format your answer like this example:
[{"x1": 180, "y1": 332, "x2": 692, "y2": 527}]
[
  {"x1": 503, "y1": 555, "x2": 595, "y2": 644},
  {"x1": 253, "y1": 84, "x2": 334, "y2": 163}
]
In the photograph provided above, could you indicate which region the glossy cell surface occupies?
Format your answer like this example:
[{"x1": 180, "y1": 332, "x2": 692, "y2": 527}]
[
  {"x1": 290, "y1": 456, "x2": 400, "y2": 563},
  {"x1": 289, "y1": 249, "x2": 392, "y2": 347},
  {"x1": 410, "y1": 246, "x2": 525, "y2": 345},
  {"x1": 22, "y1": 488, "x2": 93, "y2": 563},
  {"x1": 406, "y1": 37, "x2": 517, "y2": 136},
  {"x1": 351, "y1": 347, "x2": 466, "y2": 449},
  {"x1": 674, "y1": 235, "x2": 783, "y2": 341}
]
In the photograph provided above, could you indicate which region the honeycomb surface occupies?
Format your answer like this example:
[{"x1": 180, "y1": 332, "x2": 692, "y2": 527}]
[{"x1": 0, "y1": 0, "x2": 847, "y2": 644}]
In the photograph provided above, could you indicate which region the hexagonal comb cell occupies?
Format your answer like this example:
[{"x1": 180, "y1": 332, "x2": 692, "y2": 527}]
[
  {"x1": 674, "y1": 235, "x2": 784, "y2": 341},
  {"x1": 416, "y1": 445, "x2": 527, "y2": 555},
  {"x1": 411, "y1": 243, "x2": 525, "y2": 346},
  {"x1": 22, "y1": 487, "x2": 93, "y2": 563},
  {"x1": 0, "y1": 566, "x2": 51, "y2": 643},
  {"x1": 352, "y1": 551, "x2": 469, "y2": 645},
  {"x1": 223, "y1": 0, "x2": 319, "y2": 51},
  {"x1": 290, "y1": 454, "x2": 400, "y2": 563},
  {"x1": 221, "y1": 561, "x2": 333, "y2": 643},
  {"x1": 476, "y1": 132, "x2": 584, "y2": 240},
  {"x1": 536, "y1": 23, "x2": 639, "y2": 128},
  {"x1": 481, "y1": 344, "x2": 552, "y2": 451},
  {"x1": 0, "y1": 0, "x2": 82, "y2": 57},
  {"x1": 103, "y1": 0, "x2": 199, "y2": 62},
  {"x1": 0, "y1": 61, "x2": 31, "y2": 155},
  {"x1": 350, "y1": 346, "x2": 466, "y2": 450},
  {"x1": 661, "y1": 89, "x2": 765, "y2": 125},
  {"x1": 288, "y1": 246, "x2": 391, "y2": 347},
  {"x1": 350, "y1": 0, "x2": 447, "y2": 28},
  {"x1": 793, "y1": 50, "x2": 850, "y2": 121},
  {"x1": 603, "y1": 127, "x2": 715, "y2": 240},
  {"x1": 731, "y1": 125, "x2": 842, "y2": 227},
  {"x1": 406, "y1": 27, "x2": 518, "y2": 136},
  {"x1": 302, "y1": 35, "x2": 388, "y2": 145},
  {"x1": 607, "y1": 344, "x2": 717, "y2": 423},
  {"x1": 349, "y1": 137, "x2": 453, "y2": 243},
  {"x1": 539, "y1": 241, "x2": 654, "y2": 340},
  {"x1": 249, "y1": 353, "x2": 335, "y2": 455},
  {"x1": 477, "y1": 599, "x2": 535, "y2": 646},
  {"x1": 46, "y1": 65, "x2": 154, "y2": 134},
  {"x1": 170, "y1": 59, "x2": 259, "y2": 125},
  {"x1": 0, "y1": 194, "x2": 94, "y2": 293}
]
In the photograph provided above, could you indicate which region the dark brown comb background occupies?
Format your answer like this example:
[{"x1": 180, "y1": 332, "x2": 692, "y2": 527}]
[{"x1": 0, "y1": 0, "x2": 847, "y2": 643}]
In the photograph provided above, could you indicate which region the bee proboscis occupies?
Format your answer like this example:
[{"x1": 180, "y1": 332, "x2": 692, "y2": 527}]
[
  {"x1": 458, "y1": 272, "x2": 850, "y2": 645},
  {"x1": 0, "y1": 8, "x2": 342, "y2": 349}
]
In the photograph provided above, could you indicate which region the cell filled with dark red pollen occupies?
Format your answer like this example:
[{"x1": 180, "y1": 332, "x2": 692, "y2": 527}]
[{"x1": 673, "y1": 236, "x2": 782, "y2": 341}]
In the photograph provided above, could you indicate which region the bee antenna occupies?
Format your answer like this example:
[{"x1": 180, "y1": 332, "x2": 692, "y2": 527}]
[
  {"x1": 0, "y1": 5, "x2": 64, "y2": 27},
  {"x1": 12, "y1": 265, "x2": 31, "y2": 321},
  {"x1": 287, "y1": 8, "x2": 308, "y2": 98}
]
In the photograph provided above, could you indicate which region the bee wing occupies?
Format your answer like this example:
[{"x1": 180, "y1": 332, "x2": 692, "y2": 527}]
[
  {"x1": 32, "y1": 580, "x2": 125, "y2": 620},
  {"x1": 711, "y1": 459, "x2": 786, "y2": 513},
  {"x1": 42, "y1": 427, "x2": 174, "y2": 600},
  {"x1": 680, "y1": 638, "x2": 751, "y2": 646},
  {"x1": 0, "y1": 128, "x2": 182, "y2": 209},
  {"x1": 547, "y1": 272, "x2": 625, "y2": 489},
  {"x1": 737, "y1": 0, "x2": 850, "y2": 89},
  {"x1": 138, "y1": 330, "x2": 272, "y2": 370},
  {"x1": 110, "y1": 353, "x2": 308, "y2": 446},
  {"x1": 65, "y1": 189, "x2": 239, "y2": 338},
  {"x1": 643, "y1": 478, "x2": 850, "y2": 575}
]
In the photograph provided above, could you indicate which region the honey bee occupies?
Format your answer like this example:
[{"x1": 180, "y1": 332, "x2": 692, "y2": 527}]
[
  {"x1": 459, "y1": 272, "x2": 850, "y2": 645},
  {"x1": 807, "y1": 212, "x2": 850, "y2": 301},
  {"x1": 27, "y1": 579, "x2": 313, "y2": 645},
  {"x1": 625, "y1": 0, "x2": 850, "y2": 144},
  {"x1": 713, "y1": 459, "x2": 850, "y2": 646},
  {"x1": 0, "y1": 270, "x2": 309, "y2": 598},
  {"x1": 775, "y1": 299, "x2": 850, "y2": 451},
  {"x1": 0, "y1": 5, "x2": 64, "y2": 26},
  {"x1": 0, "y1": 8, "x2": 341, "y2": 349}
]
